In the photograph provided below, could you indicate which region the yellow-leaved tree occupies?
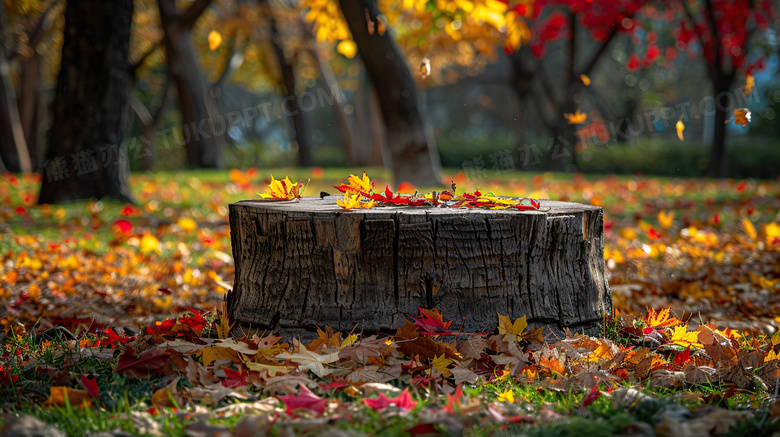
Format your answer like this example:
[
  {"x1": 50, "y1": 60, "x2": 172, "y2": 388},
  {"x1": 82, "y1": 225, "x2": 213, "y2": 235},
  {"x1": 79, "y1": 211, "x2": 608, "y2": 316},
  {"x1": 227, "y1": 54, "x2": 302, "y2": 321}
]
[{"x1": 301, "y1": 0, "x2": 533, "y2": 187}]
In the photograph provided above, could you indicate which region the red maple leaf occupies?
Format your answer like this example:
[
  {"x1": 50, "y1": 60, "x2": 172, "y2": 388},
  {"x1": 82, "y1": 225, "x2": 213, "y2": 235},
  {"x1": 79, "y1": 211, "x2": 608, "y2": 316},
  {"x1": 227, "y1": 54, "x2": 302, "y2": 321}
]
[
  {"x1": 673, "y1": 346, "x2": 692, "y2": 366},
  {"x1": 371, "y1": 185, "x2": 409, "y2": 205},
  {"x1": 411, "y1": 307, "x2": 453, "y2": 335},
  {"x1": 443, "y1": 385, "x2": 466, "y2": 414},
  {"x1": 582, "y1": 384, "x2": 601, "y2": 408},
  {"x1": 221, "y1": 367, "x2": 251, "y2": 388},
  {"x1": 81, "y1": 374, "x2": 99, "y2": 398},
  {"x1": 180, "y1": 307, "x2": 208, "y2": 335},
  {"x1": 363, "y1": 388, "x2": 417, "y2": 413},
  {"x1": 115, "y1": 346, "x2": 170, "y2": 379},
  {"x1": 100, "y1": 328, "x2": 135, "y2": 348},
  {"x1": 278, "y1": 384, "x2": 328, "y2": 416},
  {"x1": 146, "y1": 319, "x2": 178, "y2": 336}
]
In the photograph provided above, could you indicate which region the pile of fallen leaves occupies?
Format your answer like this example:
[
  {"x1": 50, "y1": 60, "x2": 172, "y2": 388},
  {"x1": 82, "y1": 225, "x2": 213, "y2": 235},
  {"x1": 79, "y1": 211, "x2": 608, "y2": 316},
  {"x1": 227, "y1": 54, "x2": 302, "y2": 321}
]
[
  {"x1": 1, "y1": 169, "x2": 780, "y2": 435},
  {"x1": 260, "y1": 172, "x2": 546, "y2": 211},
  {"x1": 2, "y1": 305, "x2": 780, "y2": 435}
]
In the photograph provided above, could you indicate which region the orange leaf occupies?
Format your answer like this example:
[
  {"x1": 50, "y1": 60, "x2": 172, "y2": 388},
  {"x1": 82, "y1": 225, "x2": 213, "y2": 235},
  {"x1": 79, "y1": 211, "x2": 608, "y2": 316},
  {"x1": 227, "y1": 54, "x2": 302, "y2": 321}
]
[
  {"x1": 579, "y1": 74, "x2": 591, "y2": 86},
  {"x1": 676, "y1": 117, "x2": 685, "y2": 141},
  {"x1": 43, "y1": 387, "x2": 91, "y2": 407},
  {"x1": 208, "y1": 31, "x2": 222, "y2": 51},
  {"x1": 727, "y1": 108, "x2": 751, "y2": 126},
  {"x1": 744, "y1": 74, "x2": 754, "y2": 96},
  {"x1": 564, "y1": 109, "x2": 587, "y2": 124},
  {"x1": 742, "y1": 218, "x2": 757, "y2": 241},
  {"x1": 644, "y1": 307, "x2": 683, "y2": 330}
]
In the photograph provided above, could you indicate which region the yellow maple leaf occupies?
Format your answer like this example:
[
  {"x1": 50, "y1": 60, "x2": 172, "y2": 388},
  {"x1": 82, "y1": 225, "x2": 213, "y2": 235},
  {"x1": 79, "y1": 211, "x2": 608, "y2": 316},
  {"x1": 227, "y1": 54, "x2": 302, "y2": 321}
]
[
  {"x1": 579, "y1": 74, "x2": 591, "y2": 86},
  {"x1": 742, "y1": 218, "x2": 758, "y2": 241},
  {"x1": 772, "y1": 330, "x2": 780, "y2": 346},
  {"x1": 564, "y1": 109, "x2": 587, "y2": 124},
  {"x1": 341, "y1": 334, "x2": 358, "y2": 348},
  {"x1": 676, "y1": 117, "x2": 685, "y2": 141},
  {"x1": 765, "y1": 349, "x2": 778, "y2": 363},
  {"x1": 260, "y1": 175, "x2": 300, "y2": 200},
  {"x1": 497, "y1": 312, "x2": 527, "y2": 338},
  {"x1": 432, "y1": 354, "x2": 453, "y2": 377},
  {"x1": 587, "y1": 340, "x2": 615, "y2": 362},
  {"x1": 668, "y1": 325, "x2": 703, "y2": 349},
  {"x1": 644, "y1": 307, "x2": 683, "y2": 329},
  {"x1": 347, "y1": 172, "x2": 373, "y2": 193},
  {"x1": 658, "y1": 211, "x2": 674, "y2": 229},
  {"x1": 497, "y1": 389, "x2": 515, "y2": 403},
  {"x1": 208, "y1": 30, "x2": 222, "y2": 51},
  {"x1": 337, "y1": 192, "x2": 374, "y2": 210}
]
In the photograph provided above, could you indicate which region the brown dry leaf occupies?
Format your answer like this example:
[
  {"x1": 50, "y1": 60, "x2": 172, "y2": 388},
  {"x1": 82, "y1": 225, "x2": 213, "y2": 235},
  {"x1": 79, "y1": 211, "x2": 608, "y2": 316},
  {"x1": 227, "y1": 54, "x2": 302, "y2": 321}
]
[
  {"x1": 339, "y1": 335, "x2": 390, "y2": 362},
  {"x1": 457, "y1": 334, "x2": 489, "y2": 360},
  {"x1": 185, "y1": 357, "x2": 220, "y2": 387},
  {"x1": 395, "y1": 318, "x2": 459, "y2": 361},
  {"x1": 152, "y1": 376, "x2": 184, "y2": 408},
  {"x1": 451, "y1": 365, "x2": 480, "y2": 385}
]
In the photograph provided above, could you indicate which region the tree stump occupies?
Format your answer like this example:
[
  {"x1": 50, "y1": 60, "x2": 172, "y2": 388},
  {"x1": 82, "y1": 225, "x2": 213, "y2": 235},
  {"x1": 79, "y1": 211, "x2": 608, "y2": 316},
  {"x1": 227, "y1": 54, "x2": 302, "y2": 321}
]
[{"x1": 227, "y1": 197, "x2": 611, "y2": 334}]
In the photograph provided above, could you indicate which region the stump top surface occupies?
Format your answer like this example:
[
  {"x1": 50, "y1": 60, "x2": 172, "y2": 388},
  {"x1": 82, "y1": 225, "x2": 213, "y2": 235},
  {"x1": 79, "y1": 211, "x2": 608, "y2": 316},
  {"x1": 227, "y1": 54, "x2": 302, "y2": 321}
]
[{"x1": 232, "y1": 197, "x2": 600, "y2": 215}]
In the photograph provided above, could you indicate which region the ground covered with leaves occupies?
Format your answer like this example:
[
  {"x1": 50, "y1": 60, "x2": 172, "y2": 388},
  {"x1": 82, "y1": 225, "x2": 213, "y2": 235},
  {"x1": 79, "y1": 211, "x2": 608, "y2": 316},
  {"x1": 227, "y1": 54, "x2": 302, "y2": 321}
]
[{"x1": 1, "y1": 169, "x2": 780, "y2": 436}]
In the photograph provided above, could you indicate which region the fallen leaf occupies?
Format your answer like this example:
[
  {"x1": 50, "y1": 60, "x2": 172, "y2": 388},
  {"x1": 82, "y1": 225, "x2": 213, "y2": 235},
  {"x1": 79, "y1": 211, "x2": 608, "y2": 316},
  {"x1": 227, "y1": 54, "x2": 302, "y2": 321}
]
[
  {"x1": 564, "y1": 110, "x2": 587, "y2": 124},
  {"x1": 43, "y1": 387, "x2": 91, "y2": 407},
  {"x1": 208, "y1": 30, "x2": 222, "y2": 51},
  {"x1": 278, "y1": 384, "x2": 327, "y2": 416}
]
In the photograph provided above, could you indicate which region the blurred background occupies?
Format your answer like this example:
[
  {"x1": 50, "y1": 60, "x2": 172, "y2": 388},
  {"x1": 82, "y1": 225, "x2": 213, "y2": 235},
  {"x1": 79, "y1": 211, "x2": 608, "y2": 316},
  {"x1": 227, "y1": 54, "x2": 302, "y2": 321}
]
[{"x1": 0, "y1": 0, "x2": 778, "y2": 204}]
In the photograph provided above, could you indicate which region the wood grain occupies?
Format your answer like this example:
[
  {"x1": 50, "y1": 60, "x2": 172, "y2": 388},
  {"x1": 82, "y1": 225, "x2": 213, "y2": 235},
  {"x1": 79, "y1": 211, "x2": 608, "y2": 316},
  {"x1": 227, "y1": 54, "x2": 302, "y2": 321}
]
[{"x1": 228, "y1": 197, "x2": 611, "y2": 333}]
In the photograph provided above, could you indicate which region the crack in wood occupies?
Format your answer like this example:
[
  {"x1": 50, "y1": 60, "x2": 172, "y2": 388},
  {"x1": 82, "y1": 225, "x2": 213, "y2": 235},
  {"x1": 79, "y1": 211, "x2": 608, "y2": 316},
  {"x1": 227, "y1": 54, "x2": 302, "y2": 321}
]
[{"x1": 227, "y1": 198, "x2": 610, "y2": 333}]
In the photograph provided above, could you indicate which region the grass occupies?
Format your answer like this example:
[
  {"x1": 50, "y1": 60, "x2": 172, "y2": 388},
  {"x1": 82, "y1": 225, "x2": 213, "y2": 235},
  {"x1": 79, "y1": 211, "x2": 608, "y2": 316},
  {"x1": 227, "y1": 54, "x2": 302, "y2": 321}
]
[{"x1": 2, "y1": 168, "x2": 780, "y2": 436}]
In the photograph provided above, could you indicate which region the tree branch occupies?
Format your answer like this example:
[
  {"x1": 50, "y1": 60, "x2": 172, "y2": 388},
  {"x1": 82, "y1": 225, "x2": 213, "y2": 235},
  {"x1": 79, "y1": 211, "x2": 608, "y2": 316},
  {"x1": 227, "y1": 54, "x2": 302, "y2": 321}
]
[
  {"x1": 180, "y1": 0, "x2": 213, "y2": 29},
  {"x1": 129, "y1": 39, "x2": 163, "y2": 80},
  {"x1": 579, "y1": 27, "x2": 617, "y2": 77}
]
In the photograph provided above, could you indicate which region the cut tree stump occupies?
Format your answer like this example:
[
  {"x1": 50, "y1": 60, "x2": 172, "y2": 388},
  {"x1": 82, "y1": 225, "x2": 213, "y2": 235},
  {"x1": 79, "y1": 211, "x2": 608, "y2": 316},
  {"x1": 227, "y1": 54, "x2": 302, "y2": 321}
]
[{"x1": 227, "y1": 197, "x2": 611, "y2": 334}]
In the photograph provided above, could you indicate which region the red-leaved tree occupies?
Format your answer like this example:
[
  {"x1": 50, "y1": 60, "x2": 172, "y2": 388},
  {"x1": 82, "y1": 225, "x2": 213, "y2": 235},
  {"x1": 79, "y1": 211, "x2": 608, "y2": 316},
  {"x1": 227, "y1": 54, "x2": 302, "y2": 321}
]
[
  {"x1": 505, "y1": 0, "x2": 649, "y2": 171},
  {"x1": 675, "y1": 0, "x2": 775, "y2": 177}
]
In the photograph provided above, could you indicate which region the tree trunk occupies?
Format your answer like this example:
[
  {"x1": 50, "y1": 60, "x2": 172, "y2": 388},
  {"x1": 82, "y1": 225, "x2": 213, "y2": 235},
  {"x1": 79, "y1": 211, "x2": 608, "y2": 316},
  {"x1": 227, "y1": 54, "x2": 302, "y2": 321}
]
[
  {"x1": 507, "y1": 47, "x2": 537, "y2": 170},
  {"x1": 0, "y1": 2, "x2": 32, "y2": 173},
  {"x1": 16, "y1": 53, "x2": 45, "y2": 171},
  {"x1": 263, "y1": 1, "x2": 312, "y2": 167},
  {"x1": 706, "y1": 71, "x2": 735, "y2": 178},
  {"x1": 338, "y1": 0, "x2": 442, "y2": 187},
  {"x1": 227, "y1": 198, "x2": 611, "y2": 334},
  {"x1": 37, "y1": 0, "x2": 134, "y2": 204},
  {"x1": 158, "y1": 0, "x2": 223, "y2": 169},
  {"x1": 305, "y1": 26, "x2": 364, "y2": 166}
]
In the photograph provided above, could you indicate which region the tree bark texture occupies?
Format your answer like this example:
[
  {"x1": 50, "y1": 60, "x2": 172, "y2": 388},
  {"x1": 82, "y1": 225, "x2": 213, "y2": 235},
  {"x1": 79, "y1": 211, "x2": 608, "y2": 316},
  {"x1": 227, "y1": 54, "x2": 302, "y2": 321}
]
[
  {"x1": 228, "y1": 198, "x2": 611, "y2": 334},
  {"x1": 0, "y1": 2, "x2": 32, "y2": 173},
  {"x1": 16, "y1": 52, "x2": 45, "y2": 171},
  {"x1": 158, "y1": 0, "x2": 224, "y2": 169},
  {"x1": 37, "y1": 0, "x2": 134, "y2": 204},
  {"x1": 706, "y1": 71, "x2": 735, "y2": 178},
  {"x1": 338, "y1": 0, "x2": 442, "y2": 187}
]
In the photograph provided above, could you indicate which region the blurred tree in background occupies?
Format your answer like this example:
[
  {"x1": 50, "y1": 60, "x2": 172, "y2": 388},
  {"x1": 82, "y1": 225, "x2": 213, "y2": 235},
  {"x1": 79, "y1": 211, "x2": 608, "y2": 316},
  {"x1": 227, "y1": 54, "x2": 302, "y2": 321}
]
[{"x1": 0, "y1": 0, "x2": 774, "y2": 202}]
